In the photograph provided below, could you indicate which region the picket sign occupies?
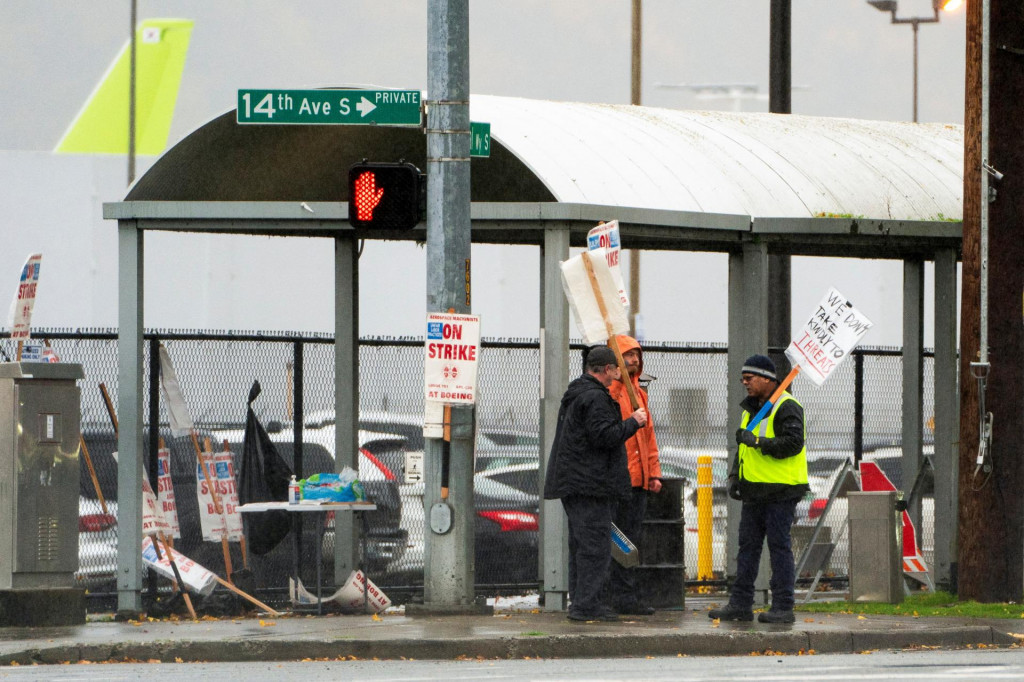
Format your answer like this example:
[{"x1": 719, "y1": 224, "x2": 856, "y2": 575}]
[
  {"x1": 141, "y1": 536, "x2": 218, "y2": 596},
  {"x1": 559, "y1": 247, "x2": 629, "y2": 345},
  {"x1": 142, "y1": 471, "x2": 172, "y2": 537},
  {"x1": 586, "y1": 221, "x2": 629, "y2": 308},
  {"x1": 157, "y1": 445, "x2": 181, "y2": 539},
  {"x1": 559, "y1": 247, "x2": 639, "y2": 410},
  {"x1": 111, "y1": 450, "x2": 173, "y2": 537},
  {"x1": 289, "y1": 571, "x2": 392, "y2": 613},
  {"x1": 747, "y1": 286, "x2": 874, "y2": 431},
  {"x1": 7, "y1": 253, "x2": 42, "y2": 342},
  {"x1": 196, "y1": 448, "x2": 243, "y2": 542}
]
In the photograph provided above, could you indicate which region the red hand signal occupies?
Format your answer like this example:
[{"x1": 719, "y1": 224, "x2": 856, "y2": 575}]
[{"x1": 353, "y1": 171, "x2": 385, "y2": 221}]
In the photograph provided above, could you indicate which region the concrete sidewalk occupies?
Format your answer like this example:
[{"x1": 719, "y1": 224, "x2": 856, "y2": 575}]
[{"x1": 0, "y1": 599, "x2": 1021, "y2": 665}]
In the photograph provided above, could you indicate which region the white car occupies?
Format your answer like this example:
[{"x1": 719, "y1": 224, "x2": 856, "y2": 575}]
[
  {"x1": 76, "y1": 495, "x2": 118, "y2": 590},
  {"x1": 798, "y1": 447, "x2": 935, "y2": 578}
]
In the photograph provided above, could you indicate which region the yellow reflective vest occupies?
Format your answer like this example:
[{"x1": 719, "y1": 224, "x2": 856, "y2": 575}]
[{"x1": 738, "y1": 393, "x2": 808, "y2": 486}]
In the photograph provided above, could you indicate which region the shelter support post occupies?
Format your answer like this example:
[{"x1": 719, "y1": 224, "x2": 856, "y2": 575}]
[
  {"x1": 725, "y1": 241, "x2": 769, "y2": 579},
  {"x1": 902, "y1": 260, "x2": 925, "y2": 535},
  {"x1": 116, "y1": 221, "x2": 144, "y2": 617},
  {"x1": 933, "y1": 249, "x2": 958, "y2": 590},
  {"x1": 333, "y1": 236, "x2": 360, "y2": 580},
  {"x1": 539, "y1": 228, "x2": 570, "y2": 611}
]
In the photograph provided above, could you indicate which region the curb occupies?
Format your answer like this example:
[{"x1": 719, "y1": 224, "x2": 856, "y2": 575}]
[{"x1": 0, "y1": 626, "x2": 1012, "y2": 665}]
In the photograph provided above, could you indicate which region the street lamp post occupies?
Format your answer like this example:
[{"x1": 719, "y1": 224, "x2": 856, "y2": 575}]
[{"x1": 867, "y1": 0, "x2": 961, "y2": 122}]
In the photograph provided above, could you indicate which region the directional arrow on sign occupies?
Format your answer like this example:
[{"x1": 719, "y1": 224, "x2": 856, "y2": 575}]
[{"x1": 356, "y1": 97, "x2": 377, "y2": 117}]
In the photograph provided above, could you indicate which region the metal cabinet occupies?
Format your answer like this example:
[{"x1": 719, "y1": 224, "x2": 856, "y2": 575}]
[{"x1": 0, "y1": 362, "x2": 84, "y2": 589}]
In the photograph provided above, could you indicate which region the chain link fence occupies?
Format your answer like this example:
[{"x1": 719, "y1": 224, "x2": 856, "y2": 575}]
[{"x1": 4, "y1": 329, "x2": 933, "y2": 609}]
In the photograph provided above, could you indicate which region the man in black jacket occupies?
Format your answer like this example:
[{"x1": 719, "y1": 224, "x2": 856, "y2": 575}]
[{"x1": 544, "y1": 346, "x2": 648, "y2": 622}]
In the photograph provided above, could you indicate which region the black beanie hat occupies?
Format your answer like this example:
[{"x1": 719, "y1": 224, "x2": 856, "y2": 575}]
[{"x1": 741, "y1": 354, "x2": 777, "y2": 381}]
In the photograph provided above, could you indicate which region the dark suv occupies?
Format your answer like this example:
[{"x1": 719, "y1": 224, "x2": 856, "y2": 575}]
[{"x1": 78, "y1": 423, "x2": 407, "y2": 597}]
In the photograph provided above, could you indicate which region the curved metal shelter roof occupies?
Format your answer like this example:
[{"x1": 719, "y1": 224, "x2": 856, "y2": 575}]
[
  {"x1": 130, "y1": 92, "x2": 963, "y2": 221},
  {"x1": 118, "y1": 92, "x2": 962, "y2": 259},
  {"x1": 469, "y1": 96, "x2": 963, "y2": 221}
]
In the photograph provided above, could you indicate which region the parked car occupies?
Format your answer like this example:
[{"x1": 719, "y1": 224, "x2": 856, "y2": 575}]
[
  {"x1": 474, "y1": 463, "x2": 540, "y2": 584},
  {"x1": 77, "y1": 421, "x2": 407, "y2": 598},
  {"x1": 75, "y1": 495, "x2": 118, "y2": 590},
  {"x1": 394, "y1": 462, "x2": 540, "y2": 586},
  {"x1": 212, "y1": 422, "x2": 409, "y2": 575},
  {"x1": 797, "y1": 445, "x2": 936, "y2": 576}
]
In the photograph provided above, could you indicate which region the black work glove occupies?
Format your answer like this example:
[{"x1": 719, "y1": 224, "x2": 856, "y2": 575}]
[
  {"x1": 735, "y1": 428, "x2": 759, "y2": 448},
  {"x1": 727, "y1": 476, "x2": 742, "y2": 501}
]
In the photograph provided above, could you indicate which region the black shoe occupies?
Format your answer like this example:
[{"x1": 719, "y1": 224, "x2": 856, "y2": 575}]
[
  {"x1": 758, "y1": 609, "x2": 795, "y2": 624},
  {"x1": 616, "y1": 604, "x2": 656, "y2": 616},
  {"x1": 708, "y1": 604, "x2": 754, "y2": 621},
  {"x1": 568, "y1": 610, "x2": 619, "y2": 622}
]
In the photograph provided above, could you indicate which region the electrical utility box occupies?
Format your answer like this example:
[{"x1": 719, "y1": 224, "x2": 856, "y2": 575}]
[
  {"x1": 0, "y1": 362, "x2": 84, "y2": 592},
  {"x1": 848, "y1": 490, "x2": 903, "y2": 604}
]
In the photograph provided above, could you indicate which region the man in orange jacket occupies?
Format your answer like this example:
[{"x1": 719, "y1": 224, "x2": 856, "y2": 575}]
[{"x1": 605, "y1": 334, "x2": 662, "y2": 615}]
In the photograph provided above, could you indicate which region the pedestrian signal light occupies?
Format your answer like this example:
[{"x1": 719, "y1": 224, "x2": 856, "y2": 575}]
[{"x1": 347, "y1": 161, "x2": 423, "y2": 230}]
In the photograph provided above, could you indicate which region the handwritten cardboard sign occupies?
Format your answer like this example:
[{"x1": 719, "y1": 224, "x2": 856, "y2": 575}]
[{"x1": 785, "y1": 287, "x2": 873, "y2": 386}]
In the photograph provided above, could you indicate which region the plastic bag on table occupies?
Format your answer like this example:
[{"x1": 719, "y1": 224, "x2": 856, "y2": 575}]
[{"x1": 300, "y1": 467, "x2": 365, "y2": 502}]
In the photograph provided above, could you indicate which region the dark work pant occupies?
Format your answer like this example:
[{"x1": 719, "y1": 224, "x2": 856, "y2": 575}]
[
  {"x1": 606, "y1": 487, "x2": 648, "y2": 609},
  {"x1": 731, "y1": 498, "x2": 798, "y2": 611},
  {"x1": 562, "y1": 494, "x2": 614, "y2": 617}
]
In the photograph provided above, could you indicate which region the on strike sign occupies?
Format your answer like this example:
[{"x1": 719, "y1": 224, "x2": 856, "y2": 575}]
[
  {"x1": 424, "y1": 312, "x2": 480, "y2": 404},
  {"x1": 785, "y1": 287, "x2": 873, "y2": 386},
  {"x1": 586, "y1": 221, "x2": 629, "y2": 308},
  {"x1": 7, "y1": 253, "x2": 42, "y2": 340}
]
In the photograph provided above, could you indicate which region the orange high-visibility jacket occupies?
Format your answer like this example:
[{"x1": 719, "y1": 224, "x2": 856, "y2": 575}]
[{"x1": 608, "y1": 335, "x2": 661, "y2": 490}]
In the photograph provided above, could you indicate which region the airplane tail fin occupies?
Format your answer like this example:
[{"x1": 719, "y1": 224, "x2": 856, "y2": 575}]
[{"x1": 54, "y1": 18, "x2": 193, "y2": 155}]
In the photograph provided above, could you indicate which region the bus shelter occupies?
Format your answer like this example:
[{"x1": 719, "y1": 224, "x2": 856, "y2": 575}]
[{"x1": 105, "y1": 93, "x2": 962, "y2": 614}]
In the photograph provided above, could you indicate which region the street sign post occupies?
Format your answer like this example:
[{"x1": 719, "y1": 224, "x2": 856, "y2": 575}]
[
  {"x1": 470, "y1": 121, "x2": 490, "y2": 157},
  {"x1": 237, "y1": 89, "x2": 422, "y2": 126}
]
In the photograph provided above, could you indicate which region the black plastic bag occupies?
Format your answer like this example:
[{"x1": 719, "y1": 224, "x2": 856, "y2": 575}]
[{"x1": 238, "y1": 380, "x2": 293, "y2": 555}]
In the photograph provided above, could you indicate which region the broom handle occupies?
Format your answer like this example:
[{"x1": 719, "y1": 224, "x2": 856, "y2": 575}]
[
  {"x1": 581, "y1": 252, "x2": 639, "y2": 410},
  {"x1": 745, "y1": 366, "x2": 801, "y2": 432}
]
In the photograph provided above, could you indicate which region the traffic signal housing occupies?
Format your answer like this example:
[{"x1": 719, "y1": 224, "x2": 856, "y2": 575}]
[{"x1": 347, "y1": 161, "x2": 424, "y2": 230}]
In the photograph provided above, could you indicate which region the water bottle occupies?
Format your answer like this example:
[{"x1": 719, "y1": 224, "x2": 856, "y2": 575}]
[{"x1": 288, "y1": 475, "x2": 299, "y2": 504}]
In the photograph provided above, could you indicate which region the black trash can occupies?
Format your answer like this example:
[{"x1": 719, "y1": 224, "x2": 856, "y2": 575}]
[{"x1": 637, "y1": 477, "x2": 685, "y2": 608}]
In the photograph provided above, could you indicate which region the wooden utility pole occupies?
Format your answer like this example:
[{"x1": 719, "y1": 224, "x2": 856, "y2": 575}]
[
  {"x1": 958, "y1": 0, "x2": 1024, "y2": 603},
  {"x1": 628, "y1": 0, "x2": 642, "y2": 337}
]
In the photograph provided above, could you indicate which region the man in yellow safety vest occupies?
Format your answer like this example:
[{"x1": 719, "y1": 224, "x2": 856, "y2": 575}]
[{"x1": 709, "y1": 354, "x2": 808, "y2": 624}]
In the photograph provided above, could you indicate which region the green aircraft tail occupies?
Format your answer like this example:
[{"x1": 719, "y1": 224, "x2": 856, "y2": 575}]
[{"x1": 54, "y1": 18, "x2": 193, "y2": 155}]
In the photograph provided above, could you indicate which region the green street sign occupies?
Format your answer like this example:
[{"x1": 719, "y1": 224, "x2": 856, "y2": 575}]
[
  {"x1": 237, "y1": 89, "x2": 422, "y2": 126},
  {"x1": 470, "y1": 121, "x2": 491, "y2": 158}
]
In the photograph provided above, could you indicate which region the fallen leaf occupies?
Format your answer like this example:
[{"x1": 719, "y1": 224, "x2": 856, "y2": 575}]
[
  {"x1": 857, "y1": 615, "x2": 866, "y2": 620},
  {"x1": 259, "y1": 620, "x2": 277, "y2": 627}
]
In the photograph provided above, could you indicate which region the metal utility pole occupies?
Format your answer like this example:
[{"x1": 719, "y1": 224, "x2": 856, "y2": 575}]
[
  {"x1": 767, "y1": 0, "x2": 791, "y2": 368},
  {"x1": 958, "y1": 0, "x2": 1024, "y2": 603},
  {"x1": 418, "y1": 0, "x2": 485, "y2": 613},
  {"x1": 628, "y1": 0, "x2": 642, "y2": 337},
  {"x1": 128, "y1": 0, "x2": 137, "y2": 185}
]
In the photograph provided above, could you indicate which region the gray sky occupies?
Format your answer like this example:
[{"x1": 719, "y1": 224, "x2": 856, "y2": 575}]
[
  {"x1": 1, "y1": 0, "x2": 966, "y2": 152},
  {"x1": 0, "y1": 1, "x2": 966, "y2": 345}
]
